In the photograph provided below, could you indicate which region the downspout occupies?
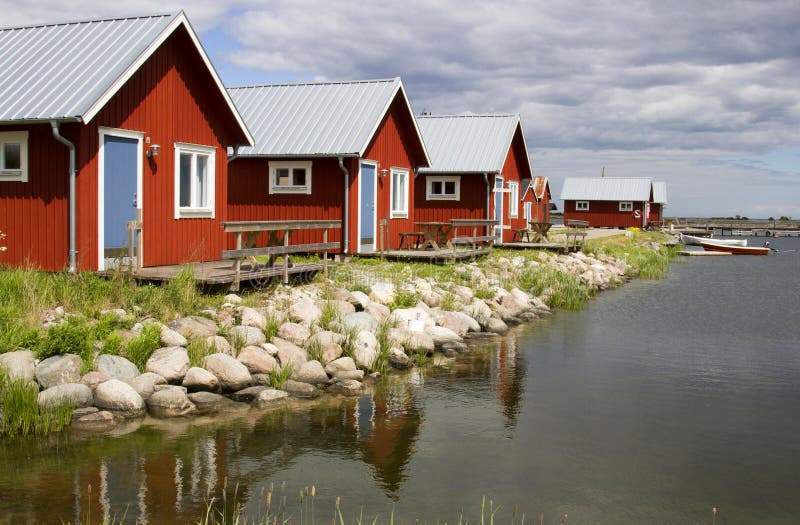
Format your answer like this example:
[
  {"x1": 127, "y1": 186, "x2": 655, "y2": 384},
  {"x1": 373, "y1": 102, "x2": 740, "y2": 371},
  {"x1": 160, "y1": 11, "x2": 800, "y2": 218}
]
[
  {"x1": 338, "y1": 156, "x2": 350, "y2": 255},
  {"x1": 51, "y1": 121, "x2": 77, "y2": 273},
  {"x1": 227, "y1": 145, "x2": 240, "y2": 164},
  {"x1": 484, "y1": 173, "x2": 492, "y2": 236}
]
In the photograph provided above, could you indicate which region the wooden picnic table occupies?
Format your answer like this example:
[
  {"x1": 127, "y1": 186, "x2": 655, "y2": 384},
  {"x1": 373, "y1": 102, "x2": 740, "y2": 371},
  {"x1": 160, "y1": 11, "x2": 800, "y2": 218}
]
[
  {"x1": 529, "y1": 221, "x2": 553, "y2": 242},
  {"x1": 415, "y1": 222, "x2": 454, "y2": 250},
  {"x1": 449, "y1": 219, "x2": 499, "y2": 247}
]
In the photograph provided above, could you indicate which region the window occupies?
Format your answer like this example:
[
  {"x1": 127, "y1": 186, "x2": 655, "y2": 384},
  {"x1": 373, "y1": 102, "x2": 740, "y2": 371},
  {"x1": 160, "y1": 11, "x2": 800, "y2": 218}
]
[
  {"x1": 619, "y1": 201, "x2": 633, "y2": 212},
  {"x1": 524, "y1": 201, "x2": 533, "y2": 222},
  {"x1": 390, "y1": 168, "x2": 409, "y2": 218},
  {"x1": 426, "y1": 175, "x2": 460, "y2": 200},
  {"x1": 576, "y1": 201, "x2": 589, "y2": 211},
  {"x1": 508, "y1": 181, "x2": 519, "y2": 218},
  {"x1": 269, "y1": 161, "x2": 312, "y2": 194},
  {"x1": 174, "y1": 143, "x2": 215, "y2": 218},
  {"x1": 0, "y1": 131, "x2": 28, "y2": 182}
]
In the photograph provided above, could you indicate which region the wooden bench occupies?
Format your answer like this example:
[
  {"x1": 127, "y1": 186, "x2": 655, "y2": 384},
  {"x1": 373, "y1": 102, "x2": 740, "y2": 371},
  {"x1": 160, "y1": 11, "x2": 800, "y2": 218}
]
[
  {"x1": 398, "y1": 231, "x2": 425, "y2": 249},
  {"x1": 450, "y1": 235, "x2": 498, "y2": 245},
  {"x1": 449, "y1": 219, "x2": 499, "y2": 251},
  {"x1": 566, "y1": 219, "x2": 590, "y2": 228},
  {"x1": 221, "y1": 220, "x2": 341, "y2": 290},
  {"x1": 511, "y1": 228, "x2": 533, "y2": 242}
]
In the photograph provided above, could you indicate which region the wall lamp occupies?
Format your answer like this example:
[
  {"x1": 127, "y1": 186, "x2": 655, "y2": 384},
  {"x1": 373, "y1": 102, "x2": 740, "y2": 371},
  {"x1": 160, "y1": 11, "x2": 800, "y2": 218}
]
[
  {"x1": 380, "y1": 168, "x2": 388, "y2": 178},
  {"x1": 146, "y1": 144, "x2": 160, "y2": 158}
]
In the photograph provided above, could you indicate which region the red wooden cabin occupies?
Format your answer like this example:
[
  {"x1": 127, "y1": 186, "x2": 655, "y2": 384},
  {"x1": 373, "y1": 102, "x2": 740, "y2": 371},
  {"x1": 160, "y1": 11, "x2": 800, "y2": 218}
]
[
  {"x1": 649, "y1": 181, "x2": 668, "y2": 225},
  {"x1": 560, "y1": 178, "x2": 654, "y2": 228},
  {"x1": 0, "y1": 12, "x2": 253, "y2": 272},
  {"x1": 227, "y1": 79, "x2": 430, "y2": 254},
  {"x1": 521, "y1": 176, "x2": 553, "y2": 223},
  {"x1": 414, "y1": 115, "x2": 535, "y2": 243}
]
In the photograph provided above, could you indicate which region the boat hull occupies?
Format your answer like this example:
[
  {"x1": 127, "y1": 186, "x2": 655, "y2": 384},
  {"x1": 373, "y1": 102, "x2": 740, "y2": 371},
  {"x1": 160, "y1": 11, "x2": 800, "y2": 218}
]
[
  {"x1": 680, "y1": 234, "x2": 747, "y2": 247},
  {"x1": 700, "y1": 241, "x2": 769, "y2": 255}
]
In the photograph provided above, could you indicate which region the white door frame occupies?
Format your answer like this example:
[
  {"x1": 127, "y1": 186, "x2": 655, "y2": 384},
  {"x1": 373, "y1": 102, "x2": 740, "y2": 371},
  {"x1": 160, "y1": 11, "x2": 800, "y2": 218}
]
[
  {"x1": 97, "y1": 127, "x2": 144, "y2": 271},
  {"x1": 493, "y1": 175, "x2": 504, "y2": 236},
  {"x1": 356, "y1": 159, "x2": 378, "y2": 253}
]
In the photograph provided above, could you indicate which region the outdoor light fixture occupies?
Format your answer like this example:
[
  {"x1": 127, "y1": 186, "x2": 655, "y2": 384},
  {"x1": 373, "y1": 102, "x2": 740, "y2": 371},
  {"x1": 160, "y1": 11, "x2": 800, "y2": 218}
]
[
  {"x1": 380, "y1": 168, "x2": 388, "y2": 178},
  {"x1": 146, "y1": 144, "x2": 160, "y2": 158}
]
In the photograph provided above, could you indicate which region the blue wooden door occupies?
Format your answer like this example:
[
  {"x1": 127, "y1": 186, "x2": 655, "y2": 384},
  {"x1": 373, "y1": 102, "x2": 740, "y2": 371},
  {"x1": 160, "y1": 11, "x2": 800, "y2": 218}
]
[
  {"x1": 103, "y1": 135, "x2": 138, "y2": 262},
  {"x1": 494, "y1": 176, "x2": 504, "y2": 237},
  {"x1": 359, "y1": 162, "x2": 376, "y2": 252}
]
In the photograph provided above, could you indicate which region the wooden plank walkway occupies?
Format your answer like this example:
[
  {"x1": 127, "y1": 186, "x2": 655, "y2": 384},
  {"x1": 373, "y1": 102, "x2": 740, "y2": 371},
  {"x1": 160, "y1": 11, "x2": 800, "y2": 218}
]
[
  {"x1": 365, "y1": 247, "x2": 492, "y2": 263},
  {"x1": 497, "y1": 242, "x2": 574, "y2": 252}
]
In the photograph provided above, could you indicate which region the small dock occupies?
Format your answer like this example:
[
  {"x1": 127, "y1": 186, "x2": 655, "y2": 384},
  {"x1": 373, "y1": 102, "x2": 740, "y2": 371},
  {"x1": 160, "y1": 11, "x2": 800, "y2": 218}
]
[
  {"x1": 367, "y1": 247, "x2": 492, "y2": 263},
  {"x1": 497, "y1": 242, "x2": 575, "y2": 252}
]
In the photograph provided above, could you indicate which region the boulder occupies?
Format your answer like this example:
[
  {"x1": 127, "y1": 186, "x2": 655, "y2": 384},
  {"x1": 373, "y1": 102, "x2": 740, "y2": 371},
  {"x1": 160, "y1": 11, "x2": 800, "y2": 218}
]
[
  {"x1": 80, "y1": 371, "x2": 111, "y2": 390},
  {"x1": 365, "y1": 302, "x2": 390, "y2": 321},
  {"x1": 484, "y1": 317, "x2": 509, "y2": 334},
  {"x1": 277, "y1": 322, "x2": 311, "y2": 346},
  {"x1": 94, "y1": 379, "x2": 146, "y2": 416},
  {"x1": 349, "y1": 291, "x2": 371, "y2": 310},
  {"x1": 239, "y1": 306, "x2": 267, "y2": 329},
  {"x1": 327, "y1": 299, "x2": 356, "y2": 317},
  {"x1": 462, "y1": 299, "x2": 493, "y2": 320},
  {"x1": 354, "y1": 330, "x2": 378, "y2": 369},
  {"x1": 160, "y1": 325, "x2": 188, "y2": 347},
  {"x1": 260, "y1": 342, "x2": 280, "y2": 356},
  {"x1": 206, "y1": 335, "x2": 234, "y2": 355},
  {"x1": 289, "y1": 297, "x2": 322, "y2": 325},
  {"x1": 251, "y1": 373, "x2": 271, "y2": 386},
  {"x1": 332, "y1": 369, "x2": 365, "y2": 381},
  {"x1": 307, "y1": 330, "x2": 344, "y2": 347},
  {"x1": 223, "y1": 293, "x2": 243, "y2": 305},
  {"x1": 229, "y1": 325, "x2": 266, "y2": 347},
  {"x1": 35, "y1": 354, "x2": 83, "y2": 389},
  {"x1": 146, "y1": 386, "x2": 196, "y2": 418},
  {"x1": 342, "y1": 312, "x2": 378, "y2": 332},
  {"x1": 433, "y1": 311, "x2": 479, "y2": 336},
  {"x1": 388, "y1": 348, "x2": 413, "y2": 369},
  {"x1": 369, "y1": 282, "x2": 395, "y2": 305},
  {"x1": 272, "y1": 338, "x2": 307, "y2": 372},
  {"x1": 95, "y1": 354, "x2": 140, "y2": 382},
  {"x1": 169, "y1": 316, "x2": 218, "y2": 339},
  {"x1": 293, "y1": 360, "x2": 329, "y2": 384},
  {"x1": 451, "y1": 285, "x2": 474, "y2": 302},
  {"x1": 38, "y1": 383, "x2": 93, "y2": 409},
  {"x1": 188, "y1": 391, "x2": 247, "y2": 414},
  {"x1": 145, "y1": 347, "x2": 190, "y2": 383},
  {"x1": 229, "y1": 385, "x2": 267, "y2": 403},
  {"x1": 425, "y1": 326, "x2": 461, "y2": 346},
  {"x1": 283, "y1": 380, "x2": 319, "y2": 399},
  {"x1": 202, "y1": 353, "x2": 252, "y2": 392},
  {"x1": 320, "y1": 343, "x2": 343, "y2": 365},
  {"x1": 390, "y1": 307, "x2": 435, "y2": 330},
  {"x1": 329, "y1": 379, "x2": 363, "y2": 396},
  {"x1": 254, "y1": 388, "x2": 290, "y2": 405},
  {"x1": 237, "y1": 346, "x2": 278, "y2": 374},
  {"x1": 0, "y1": 350, "x2": 36, "y2": 382},
  {"x1": 324, "y1": 357, "x2": 357, "y2": 375},
  {"x1": 181, "y1": 367, "x2": 220, "y2": 392},
  {"x1": 389, "y1": 328, "x2": 434, "y2": 354},
  {"x1": 72, "y1": 410, "x2": 116, "y2": 431},
  {"x1": 127, "y1": 372, "x2": 167, "y2": 401},
  {"x1": 442, "y1": 341, "x2": 469, "y2": 353}
]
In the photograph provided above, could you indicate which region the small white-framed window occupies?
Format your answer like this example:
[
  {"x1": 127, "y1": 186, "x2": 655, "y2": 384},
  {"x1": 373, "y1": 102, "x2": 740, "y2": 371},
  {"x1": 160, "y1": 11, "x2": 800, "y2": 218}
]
[
  {"x1": 174, "y1": 142, "x2": 215, "y2": 219},
  {"x1": 268, "y1": 160, "x2": 312, "y2": 194},
  {"x1": 0, "y1": 131, "x2": 29, "y2": 182},
  {"x1": 576, "y1": 201, "x2": 589, "y2": 211},
  {"x1": 619, "y1": 201, "x2": 633, "y2": 212},
  {"x1": 426, "y1": 175, "x2": 460, "y2": 200},
  {"x1": 390, "y1": 168, "x2": 409, "y2": 218},
  {"x1": 508, "y1": 181, "x2": 519, "y2": 218},
  {"x1": 524, "y1": 201, "x2": 533, "y2": 222}
]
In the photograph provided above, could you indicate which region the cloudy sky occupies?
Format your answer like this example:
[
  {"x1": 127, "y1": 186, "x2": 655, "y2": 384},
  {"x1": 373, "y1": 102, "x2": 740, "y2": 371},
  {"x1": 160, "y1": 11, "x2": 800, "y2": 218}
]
[{"x1": 6, "y1": 1, "x2": 800, "y2": 217}]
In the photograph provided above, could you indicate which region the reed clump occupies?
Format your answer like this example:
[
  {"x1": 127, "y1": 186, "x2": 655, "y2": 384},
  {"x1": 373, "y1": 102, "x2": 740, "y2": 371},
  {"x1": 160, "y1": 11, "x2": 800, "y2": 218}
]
[{"x1": 0, "y1": 368, "x2": 73, "y2": 438}]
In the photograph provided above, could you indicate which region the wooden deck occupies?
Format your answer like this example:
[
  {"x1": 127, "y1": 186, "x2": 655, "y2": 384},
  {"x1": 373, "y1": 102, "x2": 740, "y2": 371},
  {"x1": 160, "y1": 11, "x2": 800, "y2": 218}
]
[
  {"x1": 100, "y1": 259, "x2": 330, "y2": 287},
  {"x1": 497, "y1": 242, "x2": 576, "y2": 252},
  {"x1": 364, "y1": 247, "x2": 492, "y2": 263}
]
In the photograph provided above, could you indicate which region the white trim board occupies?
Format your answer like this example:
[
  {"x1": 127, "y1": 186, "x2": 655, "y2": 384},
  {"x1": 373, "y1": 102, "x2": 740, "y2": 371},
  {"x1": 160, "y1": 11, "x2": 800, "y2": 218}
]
[{"x1": 356, "y1": 159, "x2": 378, "y2": 254}]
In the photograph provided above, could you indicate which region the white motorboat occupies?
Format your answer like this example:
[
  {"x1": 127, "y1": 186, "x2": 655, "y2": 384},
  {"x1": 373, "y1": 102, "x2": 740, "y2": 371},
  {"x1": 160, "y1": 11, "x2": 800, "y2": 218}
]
[{"x1": 680, "y1": 233, "x2": 747, "y2": 247}]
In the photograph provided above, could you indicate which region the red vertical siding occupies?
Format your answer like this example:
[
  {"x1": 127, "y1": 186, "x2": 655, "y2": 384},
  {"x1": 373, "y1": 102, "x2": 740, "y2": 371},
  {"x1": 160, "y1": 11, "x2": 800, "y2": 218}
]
[
  {"x1": 563, "y1": 200, "x2": 646, "y2": 228},
  {"x1": 648, "y1": 203, "x2": 662, "y2": 224},
  {"x1": 414, "y1": 175, "x2": 488, "y2": 224},
  {"x1": 496, "y1": 126, "x2": 532, "y2": 243}
]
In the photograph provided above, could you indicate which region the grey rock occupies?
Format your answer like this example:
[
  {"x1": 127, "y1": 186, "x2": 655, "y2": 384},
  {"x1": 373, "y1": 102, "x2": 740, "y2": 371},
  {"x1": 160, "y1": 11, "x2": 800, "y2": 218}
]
[
  {"x1": 72, "y1": 410, "x2": 116, "y2": 431},
  {"x1": 390, "y1": 307, "x2": 434, "y2": 330},
  {"x1": 146, "y1": 386, "x2": 196, "y2": 418},
  {"x1": 354, "y1": 330, "x2": 378, "y2": 369},
  {"x1": 128, "y1": 372, "x2": 167, "y2": 401},
  {"x1": 342, "y1": 312, "x2": 378, "y2": 332},
  {"x1": 237, "y1": 346, "x2": 278, "y2": 374},
  {"x1": 369, "y1": 282, "x2": 395, "y2": 305},
  {"x1": 349, "y1": 291, "x2": 371, "y2": 310},
  {"x1": 333, "y1": 370, "x2": 365, "y2": 381},
  {"x1": 203, "y1": 353, "x2": 252, "y2": 392},
  {"x1": 229, "y1": 386, "x2": 267, "y2": 403},
  {"x1": 365, "y1": 302, "x2": 390, "y2": 321},
  {"x1": 239, "y1": 306, "x2": 266, "y2": 329},
  {"x1": 94, "y1": 379, "x2": 146, "y2": 416},
  {"x1": 80, "y1": 371, "x2": 111, "y2": 390},
  {"x1": 484, "y1": 317, "x2": 509, "y2": 334},
  {"x1": 254, "y1": 388, "x2": 289, "y2": 405},
  {"x1": 223, "y1": 293, "x2": 243, "y2": 305},
  {"x1": 0, "y1": 350, "x2": 36, "y2": 382},
  {"x1": 442, "y1": 341, "x2": 469, "y2": 353},
  {"x1": 293, "y1": 360, "x2": 329, "y2": 384},
  {"x1": 283, "y1": 380, "x2": 319, "y2": 399},
  {"x1": 206, "y1": 335, "x2": 234, "y2": 356},
  {"x1": 327, "y1": 299, "x2": 356, "y2": 317},
  {"x1": 289, "y1": 297, "x2": 322, "y2": 325},
  {"x1": 95, "y1": 354, "x2": 140, "y2": 382},
  {"x1": 229, "y1": 325, "x2": 266, "y2": 347},
  {"x1": 38, "y1": 383, "x2": 93, "y2": 408},
  {"x1": 188, "y1": 391, "x2": 247, "y2": 414},
  {"x1": 251, "y1": 373, "x2": 271, "y2": 386},
  {"x1": 320, "y1": 343, "x2": 343, "y2": 365},
  {"x1": 329, "y1": 379, "x2": 363, "y2": 396},
  {"x1": 145, "y1": 347, "x2": 190, "y2": 383},
  {"x1": 169, "y1": 316, "x2": 218, "y2": 339},
  {"x1": 388, "y1": 348, "x2": 413, "y2": 369},
  {"x1": 324, "y1": 357, "x2": 357, "y2": 375},
  {"x1": 71, "y1": 406, "x2": 98, "y2": 419},
  {"x1": 307, "y1": 330, "x2": 344, "y2": 347},
  {"x1": 160, "y1": 325, "x2": 188, "y2": 347},
  {"x1": 182, "y1": 367, "x2": 220, "y2": 392},
  {"x1": 277, "y1": 322, "x2": 311, "y2": 346},
  {"x1": 273, "y1": 337, "x2": 307, "y2": 372},
  {"x1": 35, "y1": 354, "x2": 83, "y2": 389},
  {"x1": 434, "y1": 311, "x2": 480, "y2": 336},
  {"x1": 425, "y1": 326, "x2": 461, "y2": 346}
]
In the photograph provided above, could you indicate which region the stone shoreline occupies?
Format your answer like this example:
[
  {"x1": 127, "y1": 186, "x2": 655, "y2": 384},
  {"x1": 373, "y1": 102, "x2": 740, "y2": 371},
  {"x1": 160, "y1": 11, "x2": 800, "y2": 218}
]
[{"x1": 0, "y1": 250, "x2": 634, "y2": 434}]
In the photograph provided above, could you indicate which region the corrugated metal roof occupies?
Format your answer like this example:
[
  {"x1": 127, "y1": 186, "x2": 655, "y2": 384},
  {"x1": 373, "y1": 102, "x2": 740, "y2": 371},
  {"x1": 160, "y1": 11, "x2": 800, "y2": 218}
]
[
  {"x1": 417, "y1": 114, "x2": 522, "y2": 173},
  {"x1": 652, "y1": 181, "x2": 668, "y2": 204},
  {"x1": 531, "y1": 176, "x2": 549, "y2": 200},
  {"x1": 0, "y1": 14, "x2": 176, "y2": 122},
  {"x1": 0, "y1": 12, "x2": 253, "y2": 145},
  {"x1": 560, "y1": 178, "x2": 653, "y2": 201},
  {"x1": 229, "y1": 78, "x2": 425, "y2": 158}
]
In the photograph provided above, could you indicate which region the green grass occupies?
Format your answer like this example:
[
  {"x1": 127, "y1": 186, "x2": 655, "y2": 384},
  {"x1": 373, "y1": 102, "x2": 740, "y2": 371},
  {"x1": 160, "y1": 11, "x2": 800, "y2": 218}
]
[
  {"x1": 268, "y1": 364, "x2": 292, "y2": 389},
  {"x1": 122, "y1": 323, "x2": 162, "y2": 371},
  {"x1": 305, "y1": 337, "x2": 323, "y2": 362},
  {"x1": 371, "y1": 318, "x2": 396, "y2": 375},
  {"x1": 0, "y1": 368, "x2": 74, "y2": 438},
  {"x1": 318, "y1": 300, "x2": 341, "y2": 331},
  {"x1": 188, "y1": 338, "x2": 215, "y2": 368},
  {"x1": 36, "y1": 317, "x2": 94, "y2": 368}
]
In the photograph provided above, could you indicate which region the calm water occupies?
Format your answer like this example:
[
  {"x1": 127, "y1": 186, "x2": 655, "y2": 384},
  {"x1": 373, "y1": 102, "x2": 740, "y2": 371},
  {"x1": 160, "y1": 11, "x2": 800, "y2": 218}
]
[{"x1": 2, "y1": 237, "x2": 799, "y2": 524}]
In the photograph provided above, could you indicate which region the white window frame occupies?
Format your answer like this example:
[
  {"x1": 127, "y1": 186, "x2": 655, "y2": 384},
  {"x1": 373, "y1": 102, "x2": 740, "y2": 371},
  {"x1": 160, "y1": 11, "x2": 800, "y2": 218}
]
[
  {"x1": 426, "y1": 175, "x2": 460, "y2": 201},
  {"x1": 576, "y1": 201, "x2": 589, "y2": 211},
  {"x1": 390, "y1": 167, "x2": 409, "y2": 219},
  {"x1": 268, "y1": 160, "x2": 312, "y2": 194},
  {"x1": 0, "y1": 131, "x2": 29, "y2": 182},
  {"x1": 174, "y1": 142, "x2": 216, "y2": 219},
  {"x1": 524, "y1": 201, "x2": 533, "y2": 223},
  {"x1": 619, "y1": 201, "x2": 633, "y2": 212},
  {"x1": 508, "y1": 181, "x2": 519, "y2": 218}
]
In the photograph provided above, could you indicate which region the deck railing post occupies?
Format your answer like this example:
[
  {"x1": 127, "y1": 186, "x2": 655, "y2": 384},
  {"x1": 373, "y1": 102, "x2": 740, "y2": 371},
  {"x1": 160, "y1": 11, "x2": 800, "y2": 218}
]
[
  {"x1": 233, "y1": 232, "x2": 243, "y2": 291},
  {"x1": 323, "y1": 228, "x2": 329, "y2": 277},
  {"x1": 283, "y1": 230, "x2": 290, "y2": 285}
]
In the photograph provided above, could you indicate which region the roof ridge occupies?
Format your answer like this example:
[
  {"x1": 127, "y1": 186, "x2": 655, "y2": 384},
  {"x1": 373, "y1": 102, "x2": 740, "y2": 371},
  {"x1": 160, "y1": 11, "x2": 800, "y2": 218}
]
[
  {"x1": 417, "y1": 113, "x2": 518, "y2": 119},
  {"x1": 228, "y1": 77, "x2": 399, "y2": 90},
  {"x1": 0, "y1": 11, "x2": 177, "y2": 32}
]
